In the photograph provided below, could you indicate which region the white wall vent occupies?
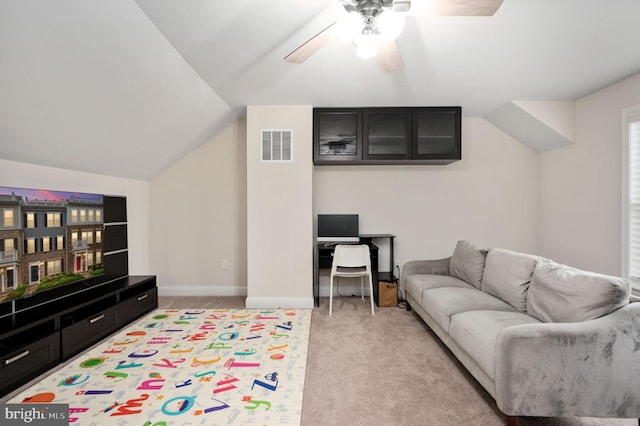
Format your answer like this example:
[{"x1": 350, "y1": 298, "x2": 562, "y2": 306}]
[{"x1": 261, "y1": 129, "x2": 293, "y2": 162}]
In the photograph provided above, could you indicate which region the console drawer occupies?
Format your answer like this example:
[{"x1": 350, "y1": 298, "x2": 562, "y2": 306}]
[
  {"x1": 118, "y1": 287, "x2": 158, "y2": 326},
  {"x1": 0, "y1": 332, "x2": 60, "y2": 396},
  {"x1": 61, "y1": 305, "x2": 117, "y2": 360}
]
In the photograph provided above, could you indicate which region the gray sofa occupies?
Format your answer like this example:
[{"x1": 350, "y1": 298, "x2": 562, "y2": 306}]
[{"x1": 403, "y1": 240, "x2": 640, "y2": 426}]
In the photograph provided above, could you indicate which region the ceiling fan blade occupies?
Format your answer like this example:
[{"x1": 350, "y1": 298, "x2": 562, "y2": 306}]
[
  {"x1": 431, "y1": 0, "x2": 504, "y2": 16},
  {"x1": 377, "y1": 40, "x2": 404, "y2": 74},
  {"x1": 284, "y1": 22, "x2": 336, "y2": 64}
]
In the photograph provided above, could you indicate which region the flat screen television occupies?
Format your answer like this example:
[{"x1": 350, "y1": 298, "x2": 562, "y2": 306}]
[
  {"x1": 317, "y1": 214, "x2": 359, "y2": 243},
  {"x1": 0, "y1": 186, "x2": 128, "y2": 317}
]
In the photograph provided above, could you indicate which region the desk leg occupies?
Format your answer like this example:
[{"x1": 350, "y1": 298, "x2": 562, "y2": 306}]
[
  {"x1": 314, "y1": 248, "x2": 319, "y2": 308},
  {"x1": 390, "y1": 238, "x2": 394, "y2": 281}
]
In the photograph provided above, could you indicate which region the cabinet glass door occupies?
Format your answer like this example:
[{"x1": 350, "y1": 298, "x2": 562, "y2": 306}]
[
  {"x1": 313, "y1": 108, "x2": 362, "y2": 164},
  {"x1": 363, "y1": 108, "x2": 411, "y2": 160},
  {"x1": 412, "y1": 107, "x2": 461, "y2": 160}
]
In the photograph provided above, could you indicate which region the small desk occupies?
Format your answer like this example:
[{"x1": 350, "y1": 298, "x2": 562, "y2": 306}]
[
  {"x1": 314, "y1": 241, "x2": 382, "y2": 308},
  {"x1": 359, "y1": 234, "x2": 397, "y2": 284}
]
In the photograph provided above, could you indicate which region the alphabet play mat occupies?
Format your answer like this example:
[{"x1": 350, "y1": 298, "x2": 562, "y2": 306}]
[{"x1": 8, "y1": 308, "x2": 312, "y2": 425}]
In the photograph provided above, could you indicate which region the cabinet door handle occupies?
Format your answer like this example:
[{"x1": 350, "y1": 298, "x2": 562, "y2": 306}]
[
  {"x1": 137, "y1": 294, "x2": 148, "y2": 301},
  {"x1": 4, "y1": 350, "x2": 30, "y2": 365},
  {"x1": 90, "y1": 314, "x2": 105, "y2": 324}
]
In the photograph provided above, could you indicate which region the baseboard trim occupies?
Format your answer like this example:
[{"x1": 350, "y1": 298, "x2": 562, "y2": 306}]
[
  {"x1": 158, "y1": 285, "x2": 247, "y2": 297},
  {"x1": 245, "y1": 296, "x2": 314, "y2": 309},
  {"x1": 158, "y1": 287, "x2": 314, "y2": 309}
]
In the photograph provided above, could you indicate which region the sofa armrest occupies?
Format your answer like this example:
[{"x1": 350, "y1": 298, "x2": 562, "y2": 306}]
[
  {"x1": 494, "y1": 303, "x2": 640, "y2": 418},
  {"x1": 402, "y1": 257, "x2": 451, "y2": 284}
]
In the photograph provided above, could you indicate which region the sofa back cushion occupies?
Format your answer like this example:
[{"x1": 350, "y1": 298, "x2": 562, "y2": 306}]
[
  {"x1": 481, "y1": 248, "x2": 538, "y2": 312},
  {"x1": 449, "y1": 240, "x2": 488, "y2": 289},
  {"x1": 527, "y1": 261, "x2": 631, "y2": 322}
]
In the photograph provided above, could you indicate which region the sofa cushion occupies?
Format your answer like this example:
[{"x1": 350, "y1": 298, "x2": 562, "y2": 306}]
[
  {"x1": 422, "y1": 287, "x2": 517, "y2": 333},
  {"x1": 405, "y1": 274, "x2": 474, "y2": 305},
  {"x1": 449, "y1": 240, "x2": 488, "y2": 289},
  {"x1": 527, "y1": 261, "x2": 631, "y2": 323},
  {"x1": 481, "y1": 248, "x2": 539, "y2": 312},
  {"x1": 449, "y1": 310, "x2": 541, "y2": 381}
]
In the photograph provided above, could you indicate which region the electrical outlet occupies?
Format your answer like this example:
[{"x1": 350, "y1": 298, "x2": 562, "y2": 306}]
[{"x1": 222, "y1": 259, "x2": 229, "y2": 269}]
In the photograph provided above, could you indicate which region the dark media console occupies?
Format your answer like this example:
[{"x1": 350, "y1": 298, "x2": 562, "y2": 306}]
[
  {"x1": 0, "y1": 275, "x2": 157, "y2": 397},
  {"x1": 0, "y1": 188, "x2": 158, "y2": 397}
]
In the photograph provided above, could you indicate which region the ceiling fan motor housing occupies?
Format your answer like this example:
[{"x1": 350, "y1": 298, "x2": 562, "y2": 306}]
[
  {"x1": 360, "y1": 1, "x2": 381, "y2": 34},
  {"x1": 344, "y1": 0, "x2": 410, "y2": 34}
]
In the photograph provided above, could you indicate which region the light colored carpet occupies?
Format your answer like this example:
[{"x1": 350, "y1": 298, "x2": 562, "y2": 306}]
[{"x1": 303, "y1": 296, "x2": 636, "y2": 426}]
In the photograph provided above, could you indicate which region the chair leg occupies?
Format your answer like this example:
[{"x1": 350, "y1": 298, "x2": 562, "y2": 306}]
[
  {"x1": 329, "y1": 275, "x2": 334, "y2": 316},
  {"x1": 360, "y1": 276, "x2": 364, "y2": 300},
  {"x1": 368, "y1": 274, "x2": 375, "y2": 315}
]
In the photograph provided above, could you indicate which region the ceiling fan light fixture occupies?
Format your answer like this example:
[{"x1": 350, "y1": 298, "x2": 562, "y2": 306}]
[
  {"x1": 376, "y1": 10, "x2": 405, "y2": 41},
  {"x1": 354, "y1": 32, "x2": 378, "y2": 59}
]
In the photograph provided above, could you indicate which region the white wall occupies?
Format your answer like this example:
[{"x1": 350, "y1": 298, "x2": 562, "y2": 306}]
[
  {"x1": 245, "y1": 105, "x2": 314, "y2": 308},
  {"x1": 539, "y1": 72, "x2": 640, "y2": 275},
  {"x1": 148, "y1": 120, "x2": 247, "y2": 295},
  {"x1": 314, "y1": 117, "x2": 540, "y2": 294},
  {"x1": 0, "y1": 158, "x2": 149, "y2": 274}
]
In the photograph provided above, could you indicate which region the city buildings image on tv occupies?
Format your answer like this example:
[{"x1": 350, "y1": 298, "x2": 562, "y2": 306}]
[{"x1": 0, "y1": 186, "x2": 104, "y2": 302}]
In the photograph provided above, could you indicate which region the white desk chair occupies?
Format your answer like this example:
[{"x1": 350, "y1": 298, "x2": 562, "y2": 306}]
[{"x1": 329, "y1": 244, "x2": 375, "y2": 316}]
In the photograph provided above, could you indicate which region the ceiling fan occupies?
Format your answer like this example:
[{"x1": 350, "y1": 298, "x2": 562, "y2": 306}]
[{"x1": 284, "y1": 0, "x2": 504, "y2": 73}]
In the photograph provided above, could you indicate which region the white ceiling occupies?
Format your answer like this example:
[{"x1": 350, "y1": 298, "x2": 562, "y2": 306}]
[{"x1": 1, "y1": 0, "x2": 640, "y2": 179}]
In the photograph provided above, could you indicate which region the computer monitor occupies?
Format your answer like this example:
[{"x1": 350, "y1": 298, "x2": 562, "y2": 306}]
[{"x1": 317, "y1": 214, "x2": 359, "y2": 242}]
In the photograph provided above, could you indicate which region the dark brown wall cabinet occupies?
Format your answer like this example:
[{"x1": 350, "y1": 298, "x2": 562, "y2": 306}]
[{"x1": 313, "y1": 107, "x2": 461, "y2": 165}]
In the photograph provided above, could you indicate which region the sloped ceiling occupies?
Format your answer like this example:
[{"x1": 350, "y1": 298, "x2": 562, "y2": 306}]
[
  {"x1": 485, "y1": 101, "x2": 576, "y2": 152},
  {"x1": 1, "y1": 0, "x2": 640, "y2": 179}
]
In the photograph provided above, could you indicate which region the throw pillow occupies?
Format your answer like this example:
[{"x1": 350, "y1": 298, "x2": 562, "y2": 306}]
[
  {"x1": 449, "y1": 240, "x2": 488, "y2": 289},
  {"x1": 527, "y1": 261, "x2": 631, "y2": 323},
  {"x1": 481, "y1": 248, "x2": 539, "y2": 312}
]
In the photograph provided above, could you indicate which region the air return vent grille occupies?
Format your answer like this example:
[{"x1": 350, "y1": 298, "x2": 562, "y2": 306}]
[{"x1": 261, "y1": 129, "x2": 293, "y2": 162}]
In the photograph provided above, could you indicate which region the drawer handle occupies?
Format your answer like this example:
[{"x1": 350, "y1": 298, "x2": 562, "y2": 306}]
[
  {"x1": 4, "y1": 350, "x2": 30, "y2": 365},
  {"x1": 137, "y1": 294, "x2": 148, "y2": 301},
  {"x1": 90, "y1": 314, "x2": 105, "y2": 324}
]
